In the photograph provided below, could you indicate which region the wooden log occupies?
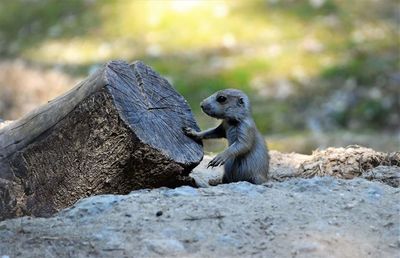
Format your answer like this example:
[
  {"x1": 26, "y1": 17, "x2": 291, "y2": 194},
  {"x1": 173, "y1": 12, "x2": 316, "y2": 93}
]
[{"x1": 0, "y1": 60, "x2": 203, "y2": 220}]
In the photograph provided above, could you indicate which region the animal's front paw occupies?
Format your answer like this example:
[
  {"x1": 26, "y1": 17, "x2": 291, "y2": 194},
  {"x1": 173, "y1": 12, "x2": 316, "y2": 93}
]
[
  {"x1": 182, "y1": 127, "x2": 200, "y2": 140},
  {"x1": 208, "y1": 153, "x2": 228, "y2": 168},
  {"x1": 208, "y1": 178, "x2": 222, "y2": 186}
]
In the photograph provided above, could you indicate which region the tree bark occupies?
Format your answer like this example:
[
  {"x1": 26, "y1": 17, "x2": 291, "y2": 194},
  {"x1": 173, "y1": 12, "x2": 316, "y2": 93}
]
[{"x1": 0, "y1": 60, "x2": 203, "y2": 220}]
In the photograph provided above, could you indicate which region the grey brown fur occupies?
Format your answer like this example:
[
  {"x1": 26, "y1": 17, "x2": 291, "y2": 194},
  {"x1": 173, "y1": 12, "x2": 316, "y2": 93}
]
[{"x1": 184, "y1": 89, "x2": 269, "y2": 184}]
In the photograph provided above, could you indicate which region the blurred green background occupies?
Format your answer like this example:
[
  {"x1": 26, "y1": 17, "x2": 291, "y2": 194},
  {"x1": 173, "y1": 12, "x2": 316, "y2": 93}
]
[{"x1": 0, "y1": 0, "x2": 399, "y2": 153}]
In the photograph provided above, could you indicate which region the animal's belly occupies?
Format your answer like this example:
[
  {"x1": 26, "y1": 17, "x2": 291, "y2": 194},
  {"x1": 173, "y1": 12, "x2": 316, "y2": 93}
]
[{"x1": 229, "y1": 147, "x2": 267, "y2": 172}]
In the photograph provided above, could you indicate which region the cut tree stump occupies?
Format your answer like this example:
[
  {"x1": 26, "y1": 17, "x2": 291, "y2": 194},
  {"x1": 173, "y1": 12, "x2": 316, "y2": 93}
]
[{"x1": 0, "y1": 60, "x2": 203, "y2": 220}]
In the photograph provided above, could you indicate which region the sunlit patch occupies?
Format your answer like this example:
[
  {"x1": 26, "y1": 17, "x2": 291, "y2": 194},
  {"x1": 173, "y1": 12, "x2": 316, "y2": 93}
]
[
  {"x1": 24, "y1": 38, "x2": 138, "y2": 64},
  {"x1": 170, "y1": 0, "x2": 202, "y2": 13},
  {"x1": 3, "y1": 0, "x2": 396, "y2": 143},
  {"x1": 213, "y1": 3, "x2": 229, "y2": 18}
]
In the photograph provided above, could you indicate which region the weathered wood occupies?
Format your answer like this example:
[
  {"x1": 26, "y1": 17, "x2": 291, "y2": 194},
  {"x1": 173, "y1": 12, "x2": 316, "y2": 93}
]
[{"x1": 0, "y1": 60, "x2": 203, "y2": 220}]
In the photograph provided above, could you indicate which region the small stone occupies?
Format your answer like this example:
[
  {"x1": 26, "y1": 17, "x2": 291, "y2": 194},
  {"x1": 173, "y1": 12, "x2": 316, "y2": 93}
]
[
  {"x1": 156, "y1": 211, "x2": 163, "y2": 217},
  {"x1": 145, "y1": 239, "x2": 185, "y2": 254}
]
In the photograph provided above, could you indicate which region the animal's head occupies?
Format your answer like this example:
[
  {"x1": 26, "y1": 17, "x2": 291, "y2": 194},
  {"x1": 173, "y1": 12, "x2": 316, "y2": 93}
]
[{"x1": 200, "y1": 89, "x2": 251, "y2": 121}]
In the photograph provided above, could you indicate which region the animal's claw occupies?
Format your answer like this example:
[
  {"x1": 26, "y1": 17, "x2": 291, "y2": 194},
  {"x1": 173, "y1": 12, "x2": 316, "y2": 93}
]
[
  {"x1": 183, "y1": 126, "x2": 201, "y2": 141},
  {"x1": 208, "y1": 154, "x2": 227, "y2": 168}
]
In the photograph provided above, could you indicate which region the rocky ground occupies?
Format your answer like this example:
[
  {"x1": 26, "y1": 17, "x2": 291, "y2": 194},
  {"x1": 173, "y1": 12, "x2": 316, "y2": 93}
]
[{"x1": 0, "y1": 147, "x2": 399, "y2": 258}]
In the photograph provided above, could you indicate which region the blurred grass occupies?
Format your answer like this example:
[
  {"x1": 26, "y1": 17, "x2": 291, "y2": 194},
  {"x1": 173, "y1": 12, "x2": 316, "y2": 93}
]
[
  {"x1": 0, "y1": 0, "x2": 398, "y2": 153},
  {"x1": 0, "y1": 0, "x2": 101, "y2": 56}
]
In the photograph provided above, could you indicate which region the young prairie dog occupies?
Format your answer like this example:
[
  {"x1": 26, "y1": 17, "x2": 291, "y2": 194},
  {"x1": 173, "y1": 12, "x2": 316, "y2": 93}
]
[{"x1": 183, "y1": 89, "x2": 269, "y2": 185}]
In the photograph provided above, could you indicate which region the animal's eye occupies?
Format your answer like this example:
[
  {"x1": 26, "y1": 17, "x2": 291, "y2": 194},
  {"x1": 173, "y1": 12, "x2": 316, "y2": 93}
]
[{"x1": 216, "y1": 96, "x2": 227, "y2": 103}]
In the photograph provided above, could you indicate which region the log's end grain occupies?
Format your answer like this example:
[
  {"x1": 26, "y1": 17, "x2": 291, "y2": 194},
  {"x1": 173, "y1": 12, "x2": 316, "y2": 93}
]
[
  {"x1": 105, "y1": 60, "x2": 203, "y2": 167},
  {"x1": 0, "y1": 60, "x2": 203, "y2": 220}
]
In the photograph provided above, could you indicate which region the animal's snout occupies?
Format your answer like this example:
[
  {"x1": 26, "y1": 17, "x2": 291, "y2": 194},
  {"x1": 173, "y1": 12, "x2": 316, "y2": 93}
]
[{"x1": 200, "y1": 99, "x2": 214, "y2": 117}]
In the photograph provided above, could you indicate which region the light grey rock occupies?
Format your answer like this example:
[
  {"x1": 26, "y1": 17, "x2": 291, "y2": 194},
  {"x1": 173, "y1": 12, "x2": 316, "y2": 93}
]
[
  {"x1": 0, "y1": 177, "x2": 398, "y2": 258},
  {"x1": 144, "y1": 238, "x2": 186, "y2": 255},
  {"x1": 190, "y1": 155, "x2": 224, "y2": 187}
]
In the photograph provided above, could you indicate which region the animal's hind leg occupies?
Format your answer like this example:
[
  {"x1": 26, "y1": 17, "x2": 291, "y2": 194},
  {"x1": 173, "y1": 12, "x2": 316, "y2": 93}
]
[
  {"x1": 222, "y1": 159, "x2": 235, "y2": 183},
  {"x1": 208, "y1": 178, "x2": 222, "y2": 186}
]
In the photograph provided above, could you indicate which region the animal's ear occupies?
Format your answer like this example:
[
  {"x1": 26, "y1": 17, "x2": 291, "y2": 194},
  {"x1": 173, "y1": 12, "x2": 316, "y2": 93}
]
[{"x1": 238, "y1": 97, "x2": 245, "y2": 106}]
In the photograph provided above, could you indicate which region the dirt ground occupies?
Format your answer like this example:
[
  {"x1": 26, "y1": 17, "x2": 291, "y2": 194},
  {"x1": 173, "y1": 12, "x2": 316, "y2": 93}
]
[
  {"x1": 0, "y1": 177, "x2": 398, "y2": 258},
  {"x1": 0, "y1": 147, "x2": 399, "y2": 258}
]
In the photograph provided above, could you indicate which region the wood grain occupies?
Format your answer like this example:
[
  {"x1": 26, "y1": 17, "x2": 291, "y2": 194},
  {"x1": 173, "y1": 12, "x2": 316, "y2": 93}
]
[{"x1": 0, "y1": 60, "x2": 203, "y2": 220}]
